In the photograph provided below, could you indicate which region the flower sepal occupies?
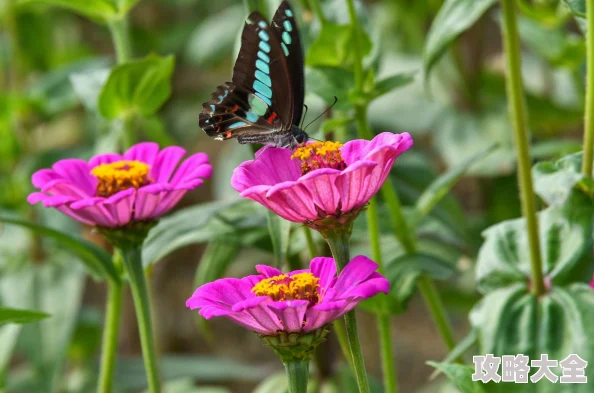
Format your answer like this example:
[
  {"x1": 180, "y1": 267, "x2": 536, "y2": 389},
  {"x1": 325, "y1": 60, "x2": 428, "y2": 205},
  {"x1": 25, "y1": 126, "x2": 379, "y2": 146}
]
[
  {"x1": 307, "y1": 205, "x2": 365, "y2": 234},
  {"x1": 98, "y1": 220, "x2": 157, "y2": 249},
  {"x1": 259, "y1": 325, "x2": 331, "y2": 362}
]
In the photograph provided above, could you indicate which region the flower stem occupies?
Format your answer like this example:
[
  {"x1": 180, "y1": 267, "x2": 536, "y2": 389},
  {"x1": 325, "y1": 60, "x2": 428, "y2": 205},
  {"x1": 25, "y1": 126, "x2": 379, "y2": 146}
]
[
  {"x1": 303, "y1": 227, "x2": 318, "y2": 260},
  {"x1": 367, "y1": 199, "x2": 398, "y2": 393},
  {"x1": 324, "y1": 230, "x2": 371, "y2": 393},
  {"x1": 97, "y1": 279, "x2": 123, "y2": 393},
  {"x1": 345, "y1": 0, "x2": 364, "y2": 93},
  {"x1": 382, "y1": 183, "x2": 458, "y2": 354},
  {"x1": 583, "y1": 0, "x2": 594, "y2": 177},
  {"x1": 500, "y1": 0, "x2": 545, "y2": 296},
  {"x1": 108, "y1": 17, "x2": 132, "y2": 64},
  {"x1": 120, "y1": 247, "x2": 161, "y2": 393},
  {"x1": 284, "y1": 360, "x2": 309, "y2": 393},
  {"x1": 333, "y1": 319, "x2": 354, "y2": 369}
]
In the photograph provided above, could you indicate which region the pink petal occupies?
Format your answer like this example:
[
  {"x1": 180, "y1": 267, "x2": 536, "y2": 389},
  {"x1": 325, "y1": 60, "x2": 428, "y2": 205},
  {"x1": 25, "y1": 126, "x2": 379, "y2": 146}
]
[
  {"x1": 268, "y1": 300, "x2": 309, "y2": 332},
  {"x1": 341, "y1": 132, "x2": 413, "y2": 165},
  {"x1": 298, "y1": 169, "x2": 342, "y2": 215},
  {"x1": 31, "y1": 169, "x2": 60, "y2": 188},
  {"x1": 231, "y1": 147, "x2": 300, "y2": 192},
  {"x1": 70, "y1": 198, "x2": 118, "y2": 227},
  {"x1": 133, "y1": 183, "x2": 172, "y2": 221},
  {"x1": 330, "y1": 255, "x2": 381, "y2": 297},
  {"x1": 52, "y1": 159, "x2": 96, "y2": 195},
  {"x1": 151, "y1": 146, "x2": 186, "y2": 182},
  {"x1": 124, "y1": 142, "x2": 160, "y2": 165},
  {"x1": 170, "y1": 153, "x2": 212, "y2": 185},
  {"x1": 256, "y1": 265, "x2": 283, "y2": 278},
  {"x1": 303, "y1": 299, "x2": 349, "y2": 332},
  {"x1": 335, "y1": 161, "x2": 378, "y2": 213},
  {"x1": 265, "y1": 181, "x2": 319, "y2": 222},
  {"x1": 309, "y1": 257, "x2": 337, "y2": 295},
  {"x1": 102, "y1": 189, "x2": 135, "y2": 227},
  {"x1": 89, "y1": 153, "x2": 123, "y2": 168}
]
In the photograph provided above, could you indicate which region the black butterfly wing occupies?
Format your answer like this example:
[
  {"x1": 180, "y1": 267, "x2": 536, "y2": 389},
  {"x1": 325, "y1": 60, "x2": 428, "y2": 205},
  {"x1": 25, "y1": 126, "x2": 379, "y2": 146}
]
[
  {"x1": 271, "y1": 0, "x2": 304, "y2": 126},
  {"x1": 199, "y1": 10, "x2": 294, "y2": 145}
]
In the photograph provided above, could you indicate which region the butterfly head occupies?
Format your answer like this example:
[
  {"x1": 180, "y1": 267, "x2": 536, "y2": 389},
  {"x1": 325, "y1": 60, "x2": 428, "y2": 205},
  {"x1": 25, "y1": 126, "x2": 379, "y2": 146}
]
[{"x1": 291, "y1": 126, "x2": 308, "y2": 150}]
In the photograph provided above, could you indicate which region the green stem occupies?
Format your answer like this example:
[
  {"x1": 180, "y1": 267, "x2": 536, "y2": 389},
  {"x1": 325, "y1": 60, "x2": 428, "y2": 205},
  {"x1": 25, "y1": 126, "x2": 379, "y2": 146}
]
[
  {"x1": 416, "y1": 276, "x2": 457, "y2": 350},
  {"x1": 303, "y1": 226, "x2": 318, "y2": 260},
  {"x1": 325, "y1": 232, "x2": 371, "y2": 393},
  {"x1": 345, "y1": 0, "x2": 364, "y2": 92},
  {"x1": 367, "y1": 199, "x2": 398, "y2": 393},
  {"x1": 500, "y1": 0, "x2": 545, "y2": 296},
  {"x1": 583, "y1": 0, "x2": 594, "y2": 177},
  {"x1": 97, "y1": 279, "x2": 123, "y2": 393},
  {"x1": 382, "y1": 183, "x2": 458, "y2": 353},
  {"x1": 108, "y1": 17, "x2": 132, "y2": 64},
  {"x1": 120, "y1": 247, "x2": 161, "y2": 393},
  {"x1": 334, "y1": 318, "x2": 354, "y2": 369},
  {"x1": 284, "y1": 360, "x2": 310, "y2": 393}
]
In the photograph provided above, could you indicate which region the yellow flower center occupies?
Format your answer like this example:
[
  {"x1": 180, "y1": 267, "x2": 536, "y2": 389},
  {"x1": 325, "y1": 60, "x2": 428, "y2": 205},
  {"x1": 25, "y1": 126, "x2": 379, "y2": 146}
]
[
  {"x1": 252, "y1": 272, "x2": 320, "y2": 305},
  {"x1": 91, "y1": 160, "x2": 151, "y2": 197},
  {"x1": 291, "y1": 141, "x2": 347, "y2": 175}
]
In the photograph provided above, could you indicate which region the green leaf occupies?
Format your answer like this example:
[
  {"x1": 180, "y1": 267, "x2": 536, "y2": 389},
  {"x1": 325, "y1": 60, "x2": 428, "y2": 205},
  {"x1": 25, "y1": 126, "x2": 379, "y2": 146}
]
[
  {"x1": 427, "y1": 362, "x2": 487, "y2": 393},
  {"x1": 361, "y1": 253, "x2": 456, "y2": 315},
  {"x1": 415, "y1": 144, "x2": 497, "y2": 221},
  {"x1": 563, "y1": 0, "x2": 585, "y2": 17},
  {"x1": 476, "y1": 190, "x2": 594, "y2": 293},
  {"x1": 470, "y1": 283, "x2": 594, "y2": 393},
  {"x1": 115, "y1": 355, "x2": 270, "y2": 391},
  {"x1": 142, "y1": 199, "x2": 267, "y2": 267},
  {"x1": 429, "y1": 330, "x2": 478, "y2": 380},
  {"x1": 194, "y1": 242, "x2": 240, "y2": 294},
  {"x1": 518, "y1": 16, "x2": 585, "y2": 69},
  {"x1": 266, "y1": 211, "x2": 292, "y2": 268},
  {"x1": 306, "y1": 22, "x2": 371, "y2": 69},
  {"x1": 0, "y1": 307, "x2": 49, "y2": 325},
  {"x1": 306, "y1": 67, "x2": 354, "y2": 111},
  {"x1": 184, "y1": 5, "x2": 244, "y2": 66},
  {"x1": 18, "y1": 0, "x2": 118, "y2": 22},
  {"x1": 98, "y1": 54, "x2": 175, "y2": 119},
  {"x1": 320, "y1": 116, "x2": 353, "y2": 136},
  {"x1": 69, "y1": 67, "x2": 110, "y2": 113},
  {"x1": 0, "y1": 215, "x2": 119, "y2": 283},
  {"x1": 252, "y1": 372, "x2": 288, "y2": 393},
  {"x1": 424, "y1": 0, "x2": 496, "y2": 85},
  {"x1": 532, "y1": 152, "x2": 594, "y2": 205},
  {"x1": 363, "y1": 71, "x2": 417, "y2": 103}
]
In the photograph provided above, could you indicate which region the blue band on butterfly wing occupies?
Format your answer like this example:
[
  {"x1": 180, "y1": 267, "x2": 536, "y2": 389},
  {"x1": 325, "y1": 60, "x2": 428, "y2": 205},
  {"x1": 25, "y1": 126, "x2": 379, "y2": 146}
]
[
  {"x1": 282, "y1": 31, "x2": 291, "y2": 45},
  {"x1": 258, "y1": 21, "x2": 267, "y2": 28},
  {"x1": 255, "y1": 59, "x2": 270, "y2": 74},
  {"x1": 285, "y1": 9, "x2": 293, "y2": 17},
  {"x1": 255, "y1": 70, "x2": 271, "y2": 87},
  {"x1": 259, "y1": 41, "x2": 271, "y2": 53},
  {"x1": 246, "y1": 112, "x2": 258, "y2": 122},
  {"x1": 258, "y1": 51, "x2": 270, "y2": 63},
  {"x1": 283, "y1": 20, "x2": 293, "y2": 32},
  {"x1": 248, "y1": 94, "x2": 269, "y2": 115},
  {"x1": 228, "y1": 122, "x2": 246, "y2": 129},
  {"x1": 210, "y1": 104, "x2": 215, "y2": 111},
  {"x1": 258, "y1": 30, "x2": 269, "y2": 41},
  {"x1": 281, "y1": 43, "x2": 289, "y2": 56},
  {"x1": 253, "y1": 80, "x2": 272, "y2": 98},
  {"x1": 255, "y1": 92, "x2": 272, "y2": 106}
]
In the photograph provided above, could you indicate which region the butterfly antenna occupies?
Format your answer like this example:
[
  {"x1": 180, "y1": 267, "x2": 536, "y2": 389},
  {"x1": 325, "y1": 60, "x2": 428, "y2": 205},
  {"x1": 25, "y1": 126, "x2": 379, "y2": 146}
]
[
  {"x1": 303, "y1": 96, "x2": 338, "y2": 131},
  {"x1": 300, "y1": 104, "x2": 309, "y2": 129}
]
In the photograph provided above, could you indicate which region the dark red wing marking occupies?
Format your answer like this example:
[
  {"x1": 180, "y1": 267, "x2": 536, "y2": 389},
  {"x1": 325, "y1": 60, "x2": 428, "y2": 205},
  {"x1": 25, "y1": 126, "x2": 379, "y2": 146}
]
[{"x1": 266, "y1": 112, "x2": 278, "y2": 124}]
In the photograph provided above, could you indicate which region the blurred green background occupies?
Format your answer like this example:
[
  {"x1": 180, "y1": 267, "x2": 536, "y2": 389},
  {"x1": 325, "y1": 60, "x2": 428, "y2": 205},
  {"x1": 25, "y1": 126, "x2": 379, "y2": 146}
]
[{"x1": 0, "y1": 0, "x2": 590, "y2": 392}]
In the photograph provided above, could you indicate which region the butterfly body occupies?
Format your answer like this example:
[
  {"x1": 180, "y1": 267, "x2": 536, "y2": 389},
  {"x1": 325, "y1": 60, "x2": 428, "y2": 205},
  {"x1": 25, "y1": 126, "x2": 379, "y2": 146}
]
[{"x1": 199, "y1": 1, "x2": 307, "y2": 150}]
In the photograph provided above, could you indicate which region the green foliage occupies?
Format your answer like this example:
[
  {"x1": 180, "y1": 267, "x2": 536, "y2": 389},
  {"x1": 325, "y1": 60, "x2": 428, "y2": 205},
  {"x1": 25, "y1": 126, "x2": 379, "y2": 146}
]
[
  {"x1": 427, "y1": 362, "x2": 487, "y2": 393},
  {"x1": 266, "y1": 211, "x2": 292, "y2": 268},
  {"x1": 306, "y1": 22, "x2": 371, "y2": 69},
  {"x1": 0, "y1": 215, "x2": 119, "y2": 282},
  {"x1": 0, "y1": 307, "x2": 50, "y2": 325},
  {"x1": 18, "y1": 0, "x2": 140, "y2": 22},
  {"x1": 563, "y1": 0, "x2": 585, "y2": 17},
  {"x1": 98, "y1": 54, "x2": 175, "y2": 120},
  {"x1": 424, "y1": 0, "x2": 497, "y2": 85}
]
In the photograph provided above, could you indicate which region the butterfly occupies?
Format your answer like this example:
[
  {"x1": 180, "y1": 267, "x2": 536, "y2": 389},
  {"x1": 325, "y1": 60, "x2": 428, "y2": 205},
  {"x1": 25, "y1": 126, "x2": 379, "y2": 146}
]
[{"x1": 199, "y1": 0, "x2": 308, "y2": 150}]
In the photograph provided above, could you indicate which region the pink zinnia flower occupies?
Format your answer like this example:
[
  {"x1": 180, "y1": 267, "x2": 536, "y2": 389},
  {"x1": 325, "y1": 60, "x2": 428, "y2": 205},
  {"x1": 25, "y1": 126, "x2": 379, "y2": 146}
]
[
  {"x1": 231, "y1": 132, "x2": 413, "y2": 228},
  {"x1": 27, "y1": 142, "x2": 212, "y2": 228},
  {"x1": 186, "y1": 255, "x2": 389, "y2": 335}
]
